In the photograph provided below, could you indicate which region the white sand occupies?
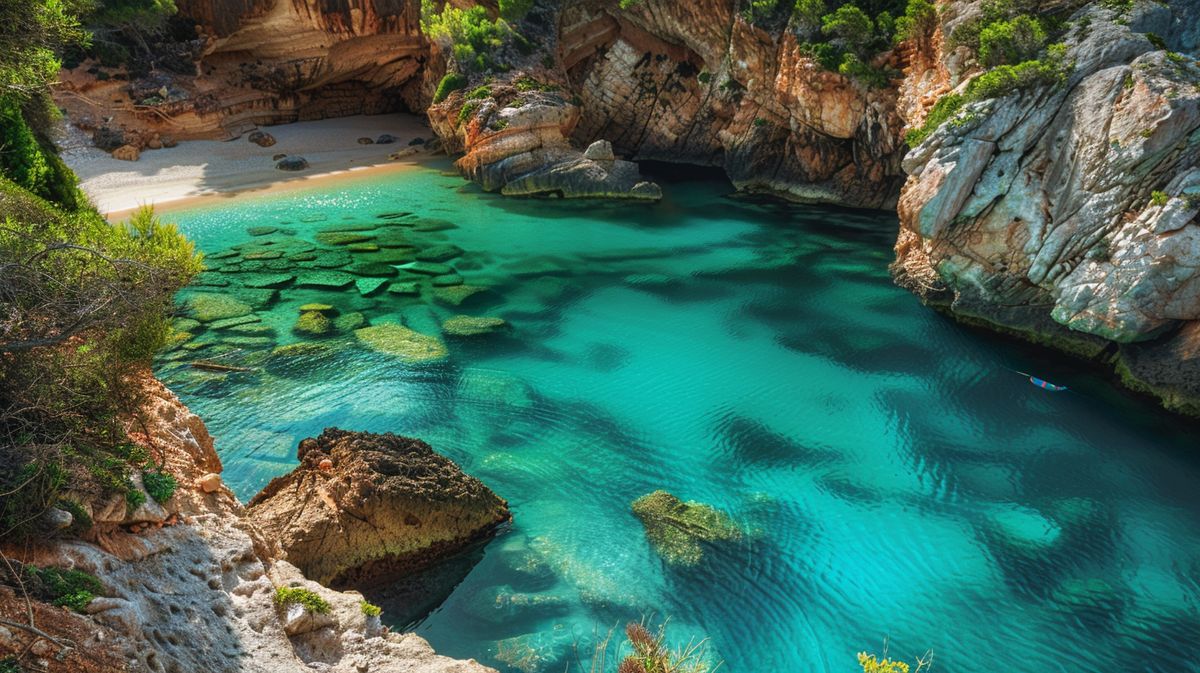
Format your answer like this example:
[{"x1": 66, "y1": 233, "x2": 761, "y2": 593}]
[{"x1": 61, "y1": 114, "x2": 436, "y2": 217}]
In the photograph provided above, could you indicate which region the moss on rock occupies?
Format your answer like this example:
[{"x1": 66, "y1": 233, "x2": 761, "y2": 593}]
[
  {"x1": 354, "y1": 323, "x2": 448, "y2": 363},
  {"x1": 294, "y1": 310, "x2": 334, "y2": 336},
  {"x1": 631, "y1": 490, "x2": 741, "y2": 566},
  {"x1": 443, "y1": 315, "x2": 508, "y2": 336},
  {"x1": 186, "y1": 293, "x2": 254, "y2": 323}
]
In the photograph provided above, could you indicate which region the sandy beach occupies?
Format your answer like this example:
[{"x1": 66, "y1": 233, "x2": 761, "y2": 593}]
[{"x1": 61, "y1": 114, "x2": 438, "y2": 218}]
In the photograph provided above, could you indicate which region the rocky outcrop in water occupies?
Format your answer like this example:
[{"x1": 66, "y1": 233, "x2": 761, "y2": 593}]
[
  {"x1": 631, "y1": 490, "x2": 742, "y2": 566},
  {"x1": 247, "y1": 428, "x2": 511, "y2": 587},
  {"x1": 0, "y1": 375, "x2": 498, "y2": 673},
  {"x1": 428, "y1": 82, "x2": 662, "y2": 199},
  {"x1": 893, "y1": 0, "x2": 1200, "y2": 413}
]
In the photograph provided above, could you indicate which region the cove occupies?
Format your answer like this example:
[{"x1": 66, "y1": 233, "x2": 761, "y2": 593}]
[{"x1": 153, "y1": 160, "x2": 1200, "y2": 673}]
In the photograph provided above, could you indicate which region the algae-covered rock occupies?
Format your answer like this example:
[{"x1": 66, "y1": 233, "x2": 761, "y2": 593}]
[
  {"x1": 229, "y1": 288, "x2": 278, "y2": 310},
  {"x1": 288, "y1": 252, "x2": 318, "y2": 262},
  {"x1": 432, "y1": 273, "x2": 463, "y2": 287},
  {"x1": 209, "y1": 314, "x2": 261, "y2": 330},
  {"x1": 298, "y1": 303, "x2": 335, "y2": 314},
  {"x1": 333, "y1": 312, "x2": 366, "y2": 332},
  {"x1": 246, "y1": 428, "x2": 510, "y2": 586},
  {"x1": 223, "y1": 335, "x2": 275, "y2": 348},
  {"x1": 631, "y1": 490, "x2": 741, "y2": 566},
  {"x1": 207, "y1": 249, "x2": 240, "y2": 260},
  {"x1": 356, "y1": 277, "x2": 388, "y2": 296},
  {"x1": 228, "y1": 323, "x2": 275, "y2": 335},
  {"x1": 347, "y1": 243, "x2": 380, "y2": 252},
  {"x1": 315, "y1": 232, "x2": 375, "y2": 246},
  {"x1": 348, "y1": 262, "x2": 399, "y2": 277},
  {"x1": 193, "y1": 272, "x2": 230, "y2": 287},
  {"x1": 243, "y1": 250, "x2": 284, "y2": 260},
  {"x1": 388, "y1": 282, "x2": 421, "y2": 296},
  {"x1": 443, "y1": 315, "x2": 508, "y2": 336},
  {"x1": 354, "y1": 323, "x2": 448, "y2": 363},
  {"x1": 432, "y1": 285, "x2": 489, "y2": 306},
  {"x1": 246, "y1": 226, "x2": 278, "y2": 236},
  {"x1": 402, "y1": 261, "x2": 453, "y2": 276},
  {"x1": 296, "y1": 271, "x2": 356, "y2": 289},
  {"x1": 417, "y1": 244, "x2": 464, "y2": 263},
  {"x1": 363, "y1": 248, "x2": 416, "y2": 264},
  {"x1": 411, "y1": 218, "x2": 456, "y2": 232},
  {"x1": 318, "y1": 223, "x2": 377, "y2": 232},
  {"x1": 374, "y1": 230, "x2": 412, "y2": 248},
  {"x1": 239, "y1": 273, "x2": 294, "y2": 289},
  {"x1": 294, "y1": 311, "x2": 334, "y2": 336},
  {"x1": 462, "y1": 585, "x2": 569, "y2": 625},
  {"x1": 307, "y1": 251, "x2": 353, "y2": 268},
  {"x1": 186, "y1": 293, "x2": 253, "y2": 322}
]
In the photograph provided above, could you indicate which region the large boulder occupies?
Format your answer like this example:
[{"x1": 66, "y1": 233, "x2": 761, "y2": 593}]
[
  {"x1": 247, "y1": 429, "x2": 511, "y2": 586},
  {"x1": 631, "y1": 490, "x2": 741, "y2": 566}
]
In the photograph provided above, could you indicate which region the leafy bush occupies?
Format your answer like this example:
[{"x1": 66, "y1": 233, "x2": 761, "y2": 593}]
[
  {"x1": 905, "y1": 92, "x2": 965, "y2": 146},
  {"x1": 433, "y1": 72, "x2": 467, "y2": 103},
  {"x1": 822, "y1": 5, "x2": 876, "y2": 57},
  {"x1": 978, "y1": 15, "x2": 1046, "y2": 66},
  {"x1": 744, "y1": 0, "x2": 781, "y2": 22},
  {"x1": 838, "y1": 53, "x2": 893, "y2": 87},
  {"x1": 360, "y1": 600, "x2": 382, "y2": 617},
  {"x1": 963, "y1": 54, "x2": 1065, "y2": 99},
  {"x1": 274, "y1": 586, "x2": 332, "y2": 614},
  {"x1": 0, "y1": 656, "x2": 18, "y2": 673},
  {"x1": 498, "y1": 0, "x2": 534, "y2": 21},
  {"x1": 466, "y1": 85, "x2": 492, "y2": 100},
  {"x1": 28, "y1": 566, "x2": 102, "y2": 613},
  {"x1": 421, "y1": 1, "x2": 514, "y2": 72},
  {"x1": 794, "y1": 0, "x2": 827, "y2": 37},
  {"x1": 893, "y1": 0, "x2": 937, "y2": 42},
  {"x1": 1, "y1": 202, "x2": 200, "y2": 539},
  {"x1": 1150, "y1": 190, "x2": 1169, "y2": 206},
  {"x1": 142, "y1": 469, "x2": 178, "y2": 503}
]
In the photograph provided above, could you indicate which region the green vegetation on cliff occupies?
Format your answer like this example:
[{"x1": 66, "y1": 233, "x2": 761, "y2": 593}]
[{"x1": 0, "y1": 0, "x2": 200, "y2": 541}]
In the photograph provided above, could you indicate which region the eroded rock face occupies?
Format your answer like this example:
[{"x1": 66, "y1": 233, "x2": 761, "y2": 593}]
[
  {"x1": 428, "y1": 83, "x2": 662, "y2": 200},
  {"x1": 893, "y1": 0, "x2": 1200, "y2": 409},
  {"x1": 0, "y1": 373, "x2": 497, "y2": 673},
  {"x1": 558, "y1": 0, "x2": 906, "y2": 208},
  {"x1": 57, "y1": 0, "x2": 428, "y2": 141},
  {"x1": 247, "y1": 428, "x2": 511, "y2": 587}
]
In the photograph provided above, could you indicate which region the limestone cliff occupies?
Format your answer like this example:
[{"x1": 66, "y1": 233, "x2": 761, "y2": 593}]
[
  {"x1": 246, "y1": 428, "x2": 511, "y2": 587},
  {"x1": 893, "y1": 0, "x2": 1200, "y2": 413},
  {"x1": 0, "y1": 375, "x2": 497, "y2": 673}
]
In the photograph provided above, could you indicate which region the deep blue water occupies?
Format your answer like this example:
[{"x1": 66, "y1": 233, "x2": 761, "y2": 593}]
[{"x1": 154, "y1": 161, "x2": 1200, "y2": 673}]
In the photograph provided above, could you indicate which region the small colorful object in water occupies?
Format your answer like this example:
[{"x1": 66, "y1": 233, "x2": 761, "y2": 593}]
[{"x1": 1029, "y1": 375, "x2": 1068, "y2": 392}]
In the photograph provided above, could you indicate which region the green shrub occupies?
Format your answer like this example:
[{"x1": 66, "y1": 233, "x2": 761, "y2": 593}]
[
  {"x1": 838, "y1": 52, "x2": 893, "y2": 87},
  {"x1": 794, "y1": 0, "x2": 826, "y2": 37},
  {"x1": 964, "y1": 55, "x2": 1065, "y2": 99},
  {"x1": 905, "y1": 93, "x2": 964, "y2": 147},
  {"x1": 822, "y1": 5, "x2": 875, "y2": 57},
  {"x1": 433, "y1": 72, "x2": 467, "y2": 103},
  {"x1": 142, "y1": 469, "x2": 177, "y2": 503},
  {"x1": 498, "y1": 0, "x2": 533, "y2": 21},
  {"x1": 457, "y1": 101, "x2": 480, "y2": 124},
  {"x1": 466, "y1": 85, "x2": 492, "y2": 100},
  {"x1": 274, "y1": 586, "x2": 332, "y2": 614},
  {"x1": 0, "y1": 655, "x2": 19, "y2": 673},
  {"x1": 894, "y1": 0, "x2": 937, "y2": 43},
  {"x1": 1150, "y1": 190, "x2": 1169, "y2": 206},
  {"x1": 125, "y1": 486, "x2": 146, "y2": 513},
  {"x1": 360, "y1": 600, "x2": 382, "y2": 617},
  {"x1": 978, "y1": 15, "x2": 1047, "y2": 66},
  {"x1": 697, "y1": 70, "x2": 712, "y2": 84},
  {"x1": 513, "y1": 75, "x2": 557, "y2": 92},
  {"x1": 744, "y1": 0, "x2": 781, "y2": 22},
  {"x1": 28, "y1": 566, "x2": 102, "y2": 613},
  {"x1": 57, "y1": 498, "x2": 93, "y2": 536},
  {"x1": 421, "y1": 2, "x2": 514, "y2": 72}
]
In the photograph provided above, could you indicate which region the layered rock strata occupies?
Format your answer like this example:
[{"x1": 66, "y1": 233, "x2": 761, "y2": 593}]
[
  {"x1": 247, "y1": 428, "x2": 512, "y2": 587},
  {"x1": 0, "y1": 375, "x2": 497, "y2": 673},
  {"x1": 428, "y1": 82, "x2": 663, "y2": 199}
]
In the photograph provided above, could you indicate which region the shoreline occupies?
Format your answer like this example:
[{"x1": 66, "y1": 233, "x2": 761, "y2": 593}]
[{"x1": 60, "y1": 113, "x2": 440, "y2": 218}]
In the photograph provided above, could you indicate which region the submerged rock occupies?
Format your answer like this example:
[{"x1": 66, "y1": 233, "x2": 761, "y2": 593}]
[
  {"x1": 294, "y1": 310, "x2": 334, "y2": 336},
  {"x1": 185, "y1": 293, "x2": 253, "y2": 322},
  {"x1": 354, "y1": 323, "x2": 448, "y2": 363},
  {"x1": 433, "y1": 284, "x2": 489, "y2": 307},
  {"x1": 276, "y1": 156, "x2": 308, "y2": 171},
  {"x1": 247, "y1": 428, "x2": 510, "y2": 586},
  {"x1": 443, "y1": 315, "x2": 508, "y2": 336},
  {"x1": 631, "y1": 490, "x2": 741, "y2": 566}
]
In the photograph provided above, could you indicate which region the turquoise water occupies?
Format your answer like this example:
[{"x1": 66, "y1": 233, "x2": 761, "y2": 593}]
[{"x1": 154, "y1": 161, "x2": 1200, "y2": 673}]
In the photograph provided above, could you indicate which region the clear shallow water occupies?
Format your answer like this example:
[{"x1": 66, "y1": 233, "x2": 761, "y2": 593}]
[{"x1": 154, "y1": 162, "x2": 1200, "y2": 673}]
